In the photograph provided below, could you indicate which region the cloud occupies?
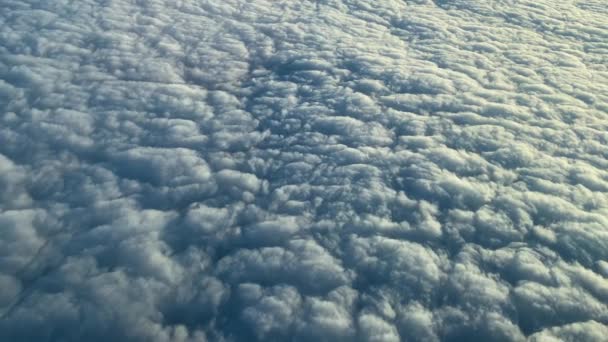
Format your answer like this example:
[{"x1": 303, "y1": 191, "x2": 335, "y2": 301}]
[
  {"x1": 529, "y1": 320, "x2": 608, "y2": 342},
  {"x1": 1, "y1": 0, "x2": 608, "y2": 341}
]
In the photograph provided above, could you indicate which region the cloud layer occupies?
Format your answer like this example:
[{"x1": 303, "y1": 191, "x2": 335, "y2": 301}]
[{"x1": 1, "y1": 0, "x2": 608, "y2": 341}]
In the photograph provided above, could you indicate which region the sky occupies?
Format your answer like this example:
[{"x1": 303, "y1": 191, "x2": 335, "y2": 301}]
[{"x1": 1, "y1": 0, "x2": 608, "y2": 341}]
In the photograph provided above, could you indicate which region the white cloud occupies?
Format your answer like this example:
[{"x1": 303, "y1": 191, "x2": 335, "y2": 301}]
[{"x1": 2, "y1": 0, "x2": 608, "y2": 340}]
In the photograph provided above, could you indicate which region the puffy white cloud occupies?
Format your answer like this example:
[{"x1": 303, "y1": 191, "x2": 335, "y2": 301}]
[
  {"x1": 2, "y1": 0, "x2": 608, "y2": 340},
  {"x1": 529, "y1": 320, "x2": 608, "y2": 342}
]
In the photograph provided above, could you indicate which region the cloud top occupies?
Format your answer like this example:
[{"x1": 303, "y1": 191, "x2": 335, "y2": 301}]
[{"x1": 1, "y1": 0, "x2": 608, "y2": 341}]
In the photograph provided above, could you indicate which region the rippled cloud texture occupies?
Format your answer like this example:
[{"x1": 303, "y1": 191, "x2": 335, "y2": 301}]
[{"x1": 2, "y1": 0, "x2": 608, "y2": 341}]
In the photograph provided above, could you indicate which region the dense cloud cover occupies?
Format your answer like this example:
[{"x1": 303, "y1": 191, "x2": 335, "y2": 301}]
[{"x1": 1, "y1": 0, "x2": 608, "y2": 340}]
